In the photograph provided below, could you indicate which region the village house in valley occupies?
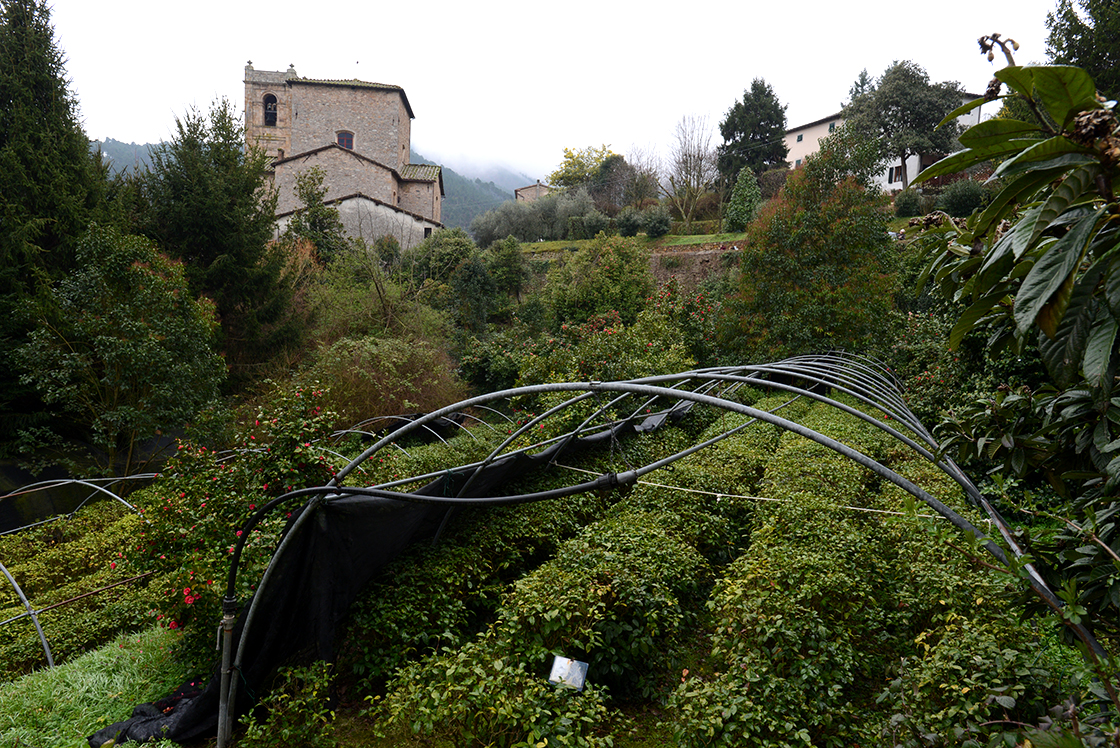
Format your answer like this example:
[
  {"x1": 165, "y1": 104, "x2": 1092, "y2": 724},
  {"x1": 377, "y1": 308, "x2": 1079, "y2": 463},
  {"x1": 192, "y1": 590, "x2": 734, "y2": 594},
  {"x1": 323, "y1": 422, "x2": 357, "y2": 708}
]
[
  {"x1": 244, "y1": 63, "x2": 444, "y2": 248},
  {"x1": 783, "y1": 95, "x2": 992, "y2": 190}
]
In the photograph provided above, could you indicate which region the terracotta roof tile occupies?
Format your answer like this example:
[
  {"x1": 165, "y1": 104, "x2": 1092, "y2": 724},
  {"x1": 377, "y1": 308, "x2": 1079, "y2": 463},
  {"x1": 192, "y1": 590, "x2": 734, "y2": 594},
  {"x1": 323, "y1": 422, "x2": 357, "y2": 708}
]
[{"x1": 400, "y1": 163, "x2": 441, "y2": 182}]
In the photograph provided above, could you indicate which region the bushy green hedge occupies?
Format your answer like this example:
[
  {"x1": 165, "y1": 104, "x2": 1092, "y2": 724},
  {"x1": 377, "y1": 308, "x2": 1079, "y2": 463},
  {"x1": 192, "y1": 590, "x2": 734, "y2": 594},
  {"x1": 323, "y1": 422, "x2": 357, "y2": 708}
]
[
  {"x1": 0, "y1": 502, "x2": 165, "y2": 679},
  {"x1": 668, "y1": 402, "x2": 1065, "y2": 746}
]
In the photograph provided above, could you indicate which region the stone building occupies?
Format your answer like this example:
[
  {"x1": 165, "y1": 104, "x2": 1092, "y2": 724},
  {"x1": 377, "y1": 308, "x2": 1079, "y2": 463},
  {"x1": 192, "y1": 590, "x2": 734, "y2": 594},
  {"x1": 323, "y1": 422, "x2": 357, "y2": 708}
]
[
  {"x1": 244, "y1": 64, "x2": 443, "y2": 249},
  {"x1": 514, "y1": 180, "x2": 554, "y2": 203}
]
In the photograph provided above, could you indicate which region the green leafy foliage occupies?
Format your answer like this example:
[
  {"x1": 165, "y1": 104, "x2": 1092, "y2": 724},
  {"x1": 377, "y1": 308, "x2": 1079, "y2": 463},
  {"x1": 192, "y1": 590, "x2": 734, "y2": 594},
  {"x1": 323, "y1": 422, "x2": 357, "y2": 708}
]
[
  {"x1": 298, "y1": 336, "x2": 468, "y2": 430},
  {"x1": 669, "y1": 402, "x2": 1066, "y2": 747},
  {"x1": 1046, "y1": 0, "x2": 1120, "y2": 100},
  {"x1": 911, "y1": 60, "x2": 1120, "y2": 647},
  {"x1": 933, "y1": 178, "x2": 988, "y2": 217},
  {"x1": 723, "y1": 168, "x2": 762, "y2": 233},
  {"x1": 284, "y1": 166, "x2": 350, "y2": 265},
  {"x1": 470, "y1": 188, "x2": 600, "y2": 245},
  {"x1": 240, "y1": 661, "x2": 337, "y2": 748},
  {"x1": 139, "y1": 382, "x2": 340, "y2": 667},
  {"x1": 546, "y1": 235, "x2": 654, "y2": 327},
  {"x1": 615, "y1": 208, "x2": 643, "y2": 238},
  {"x1": 894, "y1": 188, "x2": 923, "y2": 218},
  {"x1": 547, "y1": 145, "x2": 617, "y2": 190},
  {"x1": 0, "y1": 0, "x2": 104, "y2": 451},
  {"x1": 843, "y1": 60, "x2": 964, "y2": 189},
  {"x1": 517, "y1": 310, "x2": 694, "y2": 392},
  {"x1": 0, "y1": 502, "x2": 161, "y2": 679},
  {"x1": 15, "y1": 225, "x2": 225, "y2": 476},
  {"x1": 716, "y1": 78, "x2": 789, "y2": 181},
  {"x1": 719, "y1": 127, "x2": 897, "y2": 360},
  {"x1": 135, "y1": 98, "x2": 305, "y2": 389},
  {"x1": 642, "y1": 206, "x2": 671, "y2": 238}
]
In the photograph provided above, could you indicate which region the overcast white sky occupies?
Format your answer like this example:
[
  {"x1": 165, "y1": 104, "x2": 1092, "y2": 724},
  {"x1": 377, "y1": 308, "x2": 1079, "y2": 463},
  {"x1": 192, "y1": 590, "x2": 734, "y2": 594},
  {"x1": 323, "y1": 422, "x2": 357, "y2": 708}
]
[{"x1": 50, "y1": 0, "x2": 1056, "y2": 182}]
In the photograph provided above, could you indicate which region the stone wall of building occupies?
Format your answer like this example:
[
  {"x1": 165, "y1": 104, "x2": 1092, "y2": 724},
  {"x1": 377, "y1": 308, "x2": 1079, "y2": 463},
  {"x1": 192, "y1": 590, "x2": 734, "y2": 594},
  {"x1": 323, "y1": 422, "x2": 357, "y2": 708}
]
[
  {"x1": 274, "y1": 147, "x2": 396, "y2": 214},
  {"x1": 275, "y1": 196, "x2": 436, "y2": 251},
  {"x1": 287, "y1": 84, "x2": 409, "y2": 171},
  {"x1": 400, "y1": 181, "x2": 439, "y2": 224}
]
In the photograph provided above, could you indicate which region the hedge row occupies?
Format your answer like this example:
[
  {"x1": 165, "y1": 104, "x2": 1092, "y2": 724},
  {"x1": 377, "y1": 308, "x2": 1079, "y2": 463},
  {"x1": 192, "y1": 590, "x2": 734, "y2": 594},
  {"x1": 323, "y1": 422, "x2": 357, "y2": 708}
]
[{"x1": 668, "y1": 401, "x2": 1068, "y2": 746}]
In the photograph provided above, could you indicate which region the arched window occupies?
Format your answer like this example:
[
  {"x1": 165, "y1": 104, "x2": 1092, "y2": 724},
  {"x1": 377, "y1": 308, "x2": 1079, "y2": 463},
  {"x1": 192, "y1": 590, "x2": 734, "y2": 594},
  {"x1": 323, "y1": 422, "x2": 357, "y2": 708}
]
[
  {"x1": 263, "y1": 94, "x2": 277, "y2": 127},
  {"x1": 336, "y1": 131, "x2": 354, "y2": 149}
]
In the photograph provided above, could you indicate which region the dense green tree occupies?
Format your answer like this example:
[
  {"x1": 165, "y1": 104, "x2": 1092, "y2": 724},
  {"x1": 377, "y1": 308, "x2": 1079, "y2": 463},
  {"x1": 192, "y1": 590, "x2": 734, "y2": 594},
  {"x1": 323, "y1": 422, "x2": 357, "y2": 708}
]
[
  {"x1": 15, "y1": 225, "x2": 225, "y2": 476},
  {"x1": 0, "y1": 0, "x2": 105, "y2": 453},
  {"x1": 1046, "y1": 0, "x2": 1120, "y2": 99},
  {"x1": 723, "y1": 168, "x2": 762, "y2": 232},
  {"x1": 399, "y1": 227, "x2": 477, "y2": 287},
  {"x1": 716, "y1": 78, "x2": 789, "y2": 181},
  {"x1": 847, "y1": 68, "x2": 875, "y2": 103},
  {"x1": 284, "y1": 166, "x2": 349, "y2": 264},
  {"x1": 587, "y1": 153, "x2": 634, "y2": 213},
  {"x1": 842, "y1": 60, "x2": 964, "y2": 189},
  {"x1": 483, "y1": 236, "x2": 528, "y2": 301},
  {"x1": 719, "y1": 126, "x2": 896, "y2": 360},
  {"x1": 546, "y1": 145, "x2": 616, "y2": 189},
  {"x1": 469, "y1": 188, "x2": 598, "y2": 246},
  {"x1": 547, "y1": 234, "x2": 654, "y2": 327},
  {"x1": 136, "y1": 99, "x2": 302, "y2": 388}
]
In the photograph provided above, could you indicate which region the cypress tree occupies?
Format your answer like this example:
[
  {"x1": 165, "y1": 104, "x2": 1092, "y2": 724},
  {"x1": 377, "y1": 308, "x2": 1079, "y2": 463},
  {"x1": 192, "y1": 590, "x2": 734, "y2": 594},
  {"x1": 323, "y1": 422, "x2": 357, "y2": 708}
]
[{"x1": 0, "y1": 0, "x2": 102, "y2": 451}]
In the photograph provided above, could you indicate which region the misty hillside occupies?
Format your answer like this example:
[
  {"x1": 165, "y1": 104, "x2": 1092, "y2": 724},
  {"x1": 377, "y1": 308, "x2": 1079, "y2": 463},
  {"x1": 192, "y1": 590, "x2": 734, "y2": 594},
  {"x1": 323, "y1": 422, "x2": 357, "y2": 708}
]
[
  {"x1": 95, "y1": 138, "x2": 153, "y2": 173},
  {"x1": 92, "y1": 139, "x2": 517, "y2": 233}
]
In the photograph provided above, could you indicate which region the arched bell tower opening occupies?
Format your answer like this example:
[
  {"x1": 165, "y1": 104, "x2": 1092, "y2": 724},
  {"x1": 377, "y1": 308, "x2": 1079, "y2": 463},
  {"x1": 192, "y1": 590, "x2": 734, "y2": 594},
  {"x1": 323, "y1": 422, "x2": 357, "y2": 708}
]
[{"x1": 263, "y1": 94, "x2": 277, "y2": 127}]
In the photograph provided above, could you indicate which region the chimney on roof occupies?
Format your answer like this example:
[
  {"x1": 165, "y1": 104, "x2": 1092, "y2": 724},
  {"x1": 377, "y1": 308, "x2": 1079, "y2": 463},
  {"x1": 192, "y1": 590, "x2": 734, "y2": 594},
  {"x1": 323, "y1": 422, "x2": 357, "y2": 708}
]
[{"x1": 286, "y1": 64, "x2": 298, "y2": 79}]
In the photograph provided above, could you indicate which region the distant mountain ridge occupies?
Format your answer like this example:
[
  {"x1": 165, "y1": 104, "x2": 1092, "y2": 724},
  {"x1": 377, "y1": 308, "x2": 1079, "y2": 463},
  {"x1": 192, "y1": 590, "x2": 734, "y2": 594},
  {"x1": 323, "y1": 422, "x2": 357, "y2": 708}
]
[
  {"x1": 91, "y1": 139, "x2": 518, "y2": 233},
  {"x1": 96, "y1": 138, "x2": 153, "y2": 173}
]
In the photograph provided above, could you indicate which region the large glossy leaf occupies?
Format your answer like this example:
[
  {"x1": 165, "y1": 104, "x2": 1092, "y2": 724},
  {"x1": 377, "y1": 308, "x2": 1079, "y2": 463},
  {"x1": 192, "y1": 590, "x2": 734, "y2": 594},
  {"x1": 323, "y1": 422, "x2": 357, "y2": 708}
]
[
  {"x1": 938, "y1": 97, "x2": 995, "y2": 128},
  {"x1": 1037, "y1": 276, "x2": 1098, "y2": 387},
  {"x1": 949, "y1": 291, "x2": 1010, "y2": 350},
  {"x1": 914, "y1": 140, "x2": 1037, "y2": 184},
  {"x1": 1029, "y1": 164, "x2": 1102, "y2": 248},
  {"x1": 1031, "y1": 66, "x2": 1101, "y2": 129},
  {"x1": 1084, "y1": 309, "x2": 1119, "y2": 393},
  {"x1": 1010, "y1": 205, "x2": 1045, "y2": 260},
  {"x1": 959, "y1": 119, "x2": 1043, "y2": 149},
  {"x1": 996, "y1": 66, "x2": 1036, "y2": 98},
  {"x1": 974, "y1": 168, "x2": 1064, "y2": 236},
  {"x1": 993, "y1": 137, "x2": 1096, "y2": 180},
  {"x1": 1015, "y1": 207, "x2": 1104, "y2": 336}
]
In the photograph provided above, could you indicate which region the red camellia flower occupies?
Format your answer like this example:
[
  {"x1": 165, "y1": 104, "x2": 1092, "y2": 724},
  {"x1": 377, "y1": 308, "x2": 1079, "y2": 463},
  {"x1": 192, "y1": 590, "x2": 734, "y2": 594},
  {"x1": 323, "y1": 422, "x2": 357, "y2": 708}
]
[{"x1": 110, "y1": 562, "x2": 116, "y2": 569}]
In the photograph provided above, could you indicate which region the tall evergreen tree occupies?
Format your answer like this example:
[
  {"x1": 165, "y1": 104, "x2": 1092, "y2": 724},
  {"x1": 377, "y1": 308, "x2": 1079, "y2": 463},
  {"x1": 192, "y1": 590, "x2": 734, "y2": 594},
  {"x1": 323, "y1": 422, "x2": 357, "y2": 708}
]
[
  {"x1": 0, "y1": 0, "x2": 102, "y2": 451},
  {"x1": 136, "y1": 99, "x2": 303, "y2": 390},
  {"x1": 716, "y1": 78, "x2": 788, "y2": 181},
  {"x1": 1046, "y1": 0, "x2": 1120, "y2": 99}
]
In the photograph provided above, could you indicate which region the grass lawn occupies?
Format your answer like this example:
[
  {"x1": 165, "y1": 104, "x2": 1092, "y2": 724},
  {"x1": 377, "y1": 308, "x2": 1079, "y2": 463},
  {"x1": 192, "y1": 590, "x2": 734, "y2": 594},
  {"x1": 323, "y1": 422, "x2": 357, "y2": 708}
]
[{"x1": 0, "y1": 625, "x2": 188, "y2": 748}]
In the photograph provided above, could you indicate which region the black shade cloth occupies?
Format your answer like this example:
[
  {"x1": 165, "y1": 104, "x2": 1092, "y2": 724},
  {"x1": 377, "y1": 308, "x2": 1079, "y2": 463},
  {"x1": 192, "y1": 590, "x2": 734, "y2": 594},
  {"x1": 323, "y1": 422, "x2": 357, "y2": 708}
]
[{"x1": 87, "y1": 418, "x2": 651, "y2": 746}]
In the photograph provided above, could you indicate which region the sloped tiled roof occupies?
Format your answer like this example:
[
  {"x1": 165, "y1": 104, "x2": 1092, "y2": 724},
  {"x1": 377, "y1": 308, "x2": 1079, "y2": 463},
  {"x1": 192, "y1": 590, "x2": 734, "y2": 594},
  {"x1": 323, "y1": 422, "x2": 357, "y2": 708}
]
[
  {"x1": 290, "y1": 77, "x2": 414, "y2": 119},
  {"x1": 400, "y1": 163, "x2": 441, "y2": 181}
]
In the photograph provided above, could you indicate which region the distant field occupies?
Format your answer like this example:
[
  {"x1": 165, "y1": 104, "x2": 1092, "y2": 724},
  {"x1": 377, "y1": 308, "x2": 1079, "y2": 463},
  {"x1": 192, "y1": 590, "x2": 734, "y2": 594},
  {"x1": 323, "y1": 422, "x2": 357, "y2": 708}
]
[{"x1": 521, "y1": 232, "x2": 748, "y2": 255}]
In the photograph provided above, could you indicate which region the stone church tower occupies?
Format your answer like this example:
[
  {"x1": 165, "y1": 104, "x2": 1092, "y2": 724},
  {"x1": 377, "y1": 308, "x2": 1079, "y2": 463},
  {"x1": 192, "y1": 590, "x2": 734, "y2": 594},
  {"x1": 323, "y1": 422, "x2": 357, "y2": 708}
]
[{"x1": 243, "y1": 63, "x2": 443, "y2": 248}]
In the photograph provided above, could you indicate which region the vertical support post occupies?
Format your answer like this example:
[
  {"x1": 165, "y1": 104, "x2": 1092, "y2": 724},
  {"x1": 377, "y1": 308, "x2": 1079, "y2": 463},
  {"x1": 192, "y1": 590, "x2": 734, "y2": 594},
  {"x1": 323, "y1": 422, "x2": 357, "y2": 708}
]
[
  {"x1": 0, "y1": 561, "x2": 53, "y2": 668},
  {"x1": 216, "y1": 595, "x2": 238, "y2": 748}
]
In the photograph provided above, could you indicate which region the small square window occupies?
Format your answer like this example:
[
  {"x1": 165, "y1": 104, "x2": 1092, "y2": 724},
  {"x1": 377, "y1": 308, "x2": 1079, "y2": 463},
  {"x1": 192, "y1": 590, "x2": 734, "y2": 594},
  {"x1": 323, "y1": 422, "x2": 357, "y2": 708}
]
[
  {"x1": 795, "y1": 159, "x2": 802, "y2": 167},
  {"x1": 828, "y1": 122, "x2": 836, "y2": 132},
  {"x1": 337, "y1": 132, "x2": 353, "y2": 149},
  {"x1": 796, "y1": 133, "x2": 803, "y2": 142}
]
